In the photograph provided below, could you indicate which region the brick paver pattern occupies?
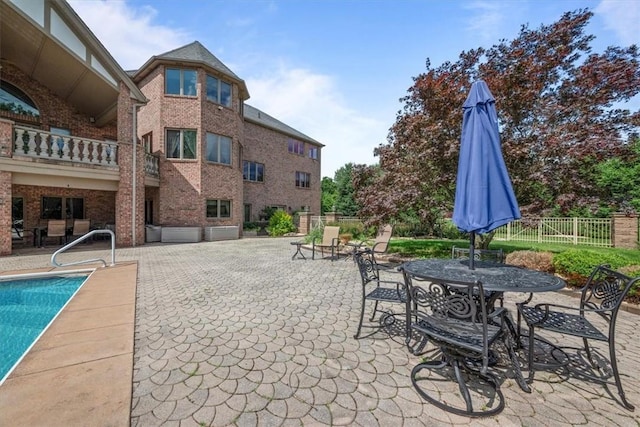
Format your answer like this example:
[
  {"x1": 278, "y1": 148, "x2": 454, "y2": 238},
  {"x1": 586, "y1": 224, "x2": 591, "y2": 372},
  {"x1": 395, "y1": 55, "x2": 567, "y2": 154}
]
[{"x1": 2, "y1": 238, "x2": 639, "y2": 426}]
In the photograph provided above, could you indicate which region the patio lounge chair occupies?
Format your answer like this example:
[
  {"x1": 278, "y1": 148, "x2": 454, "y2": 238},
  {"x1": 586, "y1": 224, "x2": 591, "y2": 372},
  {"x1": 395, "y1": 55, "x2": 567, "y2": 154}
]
[
  {"x1": 311, "y1": 225, "x2": 341, "y2": 261},
  {"x1": 71, "y1": 219, "x2": 91, "y2": 242},
  {"x1": 345, "y1": 224, "x2": 394, "y2": 266},
  {"x1": 45, "y1": 219, "x2": 67, "y2": 246}
]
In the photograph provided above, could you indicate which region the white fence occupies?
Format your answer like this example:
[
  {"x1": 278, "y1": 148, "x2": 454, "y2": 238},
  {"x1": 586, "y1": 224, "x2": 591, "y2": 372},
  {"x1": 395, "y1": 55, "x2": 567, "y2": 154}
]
[{"x1": 493, "y1": 217, "x2": 612, "y2": 247}]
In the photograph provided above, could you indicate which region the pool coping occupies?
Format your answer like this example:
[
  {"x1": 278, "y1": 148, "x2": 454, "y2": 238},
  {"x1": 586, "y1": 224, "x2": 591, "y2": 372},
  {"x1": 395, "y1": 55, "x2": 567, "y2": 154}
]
[{"x1": 0, "y1": 262, "x2": 137, "y2": 426}]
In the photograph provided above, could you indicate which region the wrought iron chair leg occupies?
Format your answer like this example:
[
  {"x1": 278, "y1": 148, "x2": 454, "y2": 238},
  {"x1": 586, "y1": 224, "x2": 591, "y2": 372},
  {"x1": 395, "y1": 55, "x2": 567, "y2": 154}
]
[
  {"x1": 452, "y1": 359, "x2": 474, "y2": 413},
  {"x1": 369, "y1": 300, "x2": 380, "y2": 321},
  {"x1": 609, "y1": 340, "x2": 635, "y2": 410},
  {"x1": 354, "y1": 296, "x2": 366, "y2": 339},
  {"x1": 527, "y1": 325, "x2": 536, "y2": 383}
]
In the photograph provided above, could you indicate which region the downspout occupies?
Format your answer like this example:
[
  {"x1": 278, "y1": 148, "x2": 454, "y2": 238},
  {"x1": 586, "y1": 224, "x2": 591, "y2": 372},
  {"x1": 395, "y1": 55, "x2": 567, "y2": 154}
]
[{"x1": 132, "y1": 103, "x2": 144, "y2": 247}]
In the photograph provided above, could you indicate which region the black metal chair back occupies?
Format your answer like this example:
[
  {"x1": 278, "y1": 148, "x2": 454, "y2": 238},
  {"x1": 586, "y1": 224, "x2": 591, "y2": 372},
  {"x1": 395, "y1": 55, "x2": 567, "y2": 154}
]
[
  {"x1": 353, "y1": 249, "x2": 407, "y2": 339},
  {"x1": 402, "y1": 270, "x2": 506, "y2": 416},
  {"x1": 518, "y1": 264, "x2": 638, "y2": 410}
]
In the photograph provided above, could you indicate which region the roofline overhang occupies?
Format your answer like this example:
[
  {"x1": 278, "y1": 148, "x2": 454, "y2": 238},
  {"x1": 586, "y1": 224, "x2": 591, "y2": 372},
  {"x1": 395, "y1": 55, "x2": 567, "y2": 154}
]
[
  {"x1": 52, "y1": 0, "x2": 147, "y2": 104},
  {"x1": 132, "y1": 56, "x2": 250, "y2": 101}
]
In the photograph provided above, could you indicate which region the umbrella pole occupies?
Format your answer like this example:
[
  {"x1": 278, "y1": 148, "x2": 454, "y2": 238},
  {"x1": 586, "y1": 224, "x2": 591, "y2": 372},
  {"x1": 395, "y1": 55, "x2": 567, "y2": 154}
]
[{"x1": 469, "y1": 231, "x2": 475, "y2": 270}]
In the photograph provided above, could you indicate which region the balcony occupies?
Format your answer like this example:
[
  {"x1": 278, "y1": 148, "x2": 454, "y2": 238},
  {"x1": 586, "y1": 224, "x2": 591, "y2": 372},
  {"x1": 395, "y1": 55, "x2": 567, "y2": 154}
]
[
  {"x1": 13, "y1": 126, "x2": 118, "y2": 167},
  {"x1": 10, "y1": 125, "x2": 160, "y2": 178}
]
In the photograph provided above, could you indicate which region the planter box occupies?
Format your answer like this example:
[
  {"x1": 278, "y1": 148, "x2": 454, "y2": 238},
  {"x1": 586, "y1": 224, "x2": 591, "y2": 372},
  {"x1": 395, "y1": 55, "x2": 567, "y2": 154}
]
[
  {"x1": 145, "y1": 225, "x2": 161, "y2": 243},
  {"x1": 161, "y1": 227, "x2": 202, "y2": 243},
  {"x1": 204, "y1": 226, "x2": 239, "y2": 241}
]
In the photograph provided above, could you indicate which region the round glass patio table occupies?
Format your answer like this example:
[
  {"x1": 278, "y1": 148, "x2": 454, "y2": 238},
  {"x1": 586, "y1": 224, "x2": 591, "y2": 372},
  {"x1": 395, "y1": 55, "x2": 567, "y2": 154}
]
[{"x1": 399, "y1": 258, "x2": 565, "y2": 293}]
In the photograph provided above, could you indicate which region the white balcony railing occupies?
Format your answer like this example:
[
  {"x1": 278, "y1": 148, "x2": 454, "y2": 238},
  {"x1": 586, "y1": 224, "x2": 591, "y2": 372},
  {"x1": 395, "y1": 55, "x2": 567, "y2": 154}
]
[
  {"x1": 13, "y1": 126, "x2": 118, "y2": 167},
  {"x1": 144, "y1": 152, "x2": 159, "y2": 177}
]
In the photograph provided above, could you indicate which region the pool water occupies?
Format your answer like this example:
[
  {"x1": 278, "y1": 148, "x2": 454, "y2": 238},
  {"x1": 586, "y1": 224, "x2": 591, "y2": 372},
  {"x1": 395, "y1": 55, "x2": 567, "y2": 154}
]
[{"x1": 0, "y1": 275, "x2": 87, "y2": 383}]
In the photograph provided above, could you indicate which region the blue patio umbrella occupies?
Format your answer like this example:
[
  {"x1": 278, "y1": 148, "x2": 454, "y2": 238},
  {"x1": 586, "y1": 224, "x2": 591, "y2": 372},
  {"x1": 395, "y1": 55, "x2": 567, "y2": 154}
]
[{"x1": 452, "y1": 80, "x2": 520, "y2": 269}]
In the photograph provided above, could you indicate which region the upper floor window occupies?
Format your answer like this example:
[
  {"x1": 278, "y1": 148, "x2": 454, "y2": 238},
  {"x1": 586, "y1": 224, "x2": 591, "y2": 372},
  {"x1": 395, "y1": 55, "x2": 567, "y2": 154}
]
[
  {"x1": 142, "y1": 132, "x2": 152, "y2": 153},
  {"x1": 206, "y1": 132, "x2": 232, "y2": 165},
  {"x1": 206, "y1": 199, "x2": 231, "y2": 218},
  {"x1": 166, "y1": 129, "x2": 197, "y2": 159},
  {"x1": 308, "y1": 147, "x2": 318, "y2": 159},
  {"x1": 0, "y1": 80, "x2": 39, "y2": 118},
  {"x1": 165, "y1": 68, "x2": 197, "y2": 96},
  {"x1": 206, "y1": 75, "x2": 232, "y2": 107},
  {"x1": 243, "y1": 161, "x2": 264, "y2": 182},
  {"x1": 288, "y1": 139, "x2": 304, "y2": 155},
  {"x1": 295, "y1": 171, "x2": 311, "y2": 188}
]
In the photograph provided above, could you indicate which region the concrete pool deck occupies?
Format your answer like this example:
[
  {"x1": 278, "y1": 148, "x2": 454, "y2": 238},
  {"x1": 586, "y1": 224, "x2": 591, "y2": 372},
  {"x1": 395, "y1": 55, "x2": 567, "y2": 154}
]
[
  {"x1": 0, "y1": 238, "x2": 639, "y2": 426},
  {"x1": 0, "y1": 261, "x2": 137, "y2": 426}
]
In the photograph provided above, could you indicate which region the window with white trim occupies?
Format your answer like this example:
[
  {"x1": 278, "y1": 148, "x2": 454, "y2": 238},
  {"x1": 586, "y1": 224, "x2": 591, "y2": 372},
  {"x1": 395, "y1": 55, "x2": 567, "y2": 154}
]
[
  {"x1": 206, "y1": 74, "x2": 232, "y2": 107},
  {"x1": 308, "y1": 147, "x2": 318, "y2": 159},
  {"x1": 206, "y1": 132, "x2": 232, "y2": 165},
  {"x1": 295, "y1": 171, "x2": 311, "y2": 188},
  {"x1": 288, "y1": 139, "x2": 304, "y2": 155},
  {"x1": 243, "y1": 161, "x2": 264, "y2": 182},
  {"x1": 166, "y1": 129, "x2": 197, "y2": 159},
  {"x1": 206, "y1": 199, "x2": 231, "y2": 218},
  {"x1": 165, "y1": 68, "x2": 197, "y2": 96}
]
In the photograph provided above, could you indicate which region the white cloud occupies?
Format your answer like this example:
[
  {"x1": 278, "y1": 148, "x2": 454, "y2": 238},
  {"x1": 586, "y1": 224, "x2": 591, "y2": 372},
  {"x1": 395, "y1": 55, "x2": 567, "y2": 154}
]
[
  {"x1": 69, "y1": 0, "x2": 191, "y2": 70},
  {"x1": 464, "y1": 1, "x2": 506, "y2": 44},
  {"x1": 246, "y1": 66, "x2": 387, "y2": 178},
  {"x1": 596, "y1": 0, "x2": 640, "y2": 46}
]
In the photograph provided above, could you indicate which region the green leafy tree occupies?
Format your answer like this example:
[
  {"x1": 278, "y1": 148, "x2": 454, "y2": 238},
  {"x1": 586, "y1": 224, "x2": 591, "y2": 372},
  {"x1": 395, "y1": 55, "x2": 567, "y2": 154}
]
[
  {"x1": 334, "y1": 163, "x2": 361, "y2": 216},
  {"x1": 354, "y1": 9, "x2": 640, "y2": 231},
  {"x1": 595, "y1": 136, "x2": 640, "y2": 213},
  {"x1": 321, "y1": 177, "x2": 337, "y2": 214}
]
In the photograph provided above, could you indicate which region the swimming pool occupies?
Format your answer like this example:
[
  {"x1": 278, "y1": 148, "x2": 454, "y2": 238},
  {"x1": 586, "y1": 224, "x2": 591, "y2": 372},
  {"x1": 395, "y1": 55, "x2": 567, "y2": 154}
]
[{"x1": 0, "y1": 273, "x2": 90, "y2": 385}]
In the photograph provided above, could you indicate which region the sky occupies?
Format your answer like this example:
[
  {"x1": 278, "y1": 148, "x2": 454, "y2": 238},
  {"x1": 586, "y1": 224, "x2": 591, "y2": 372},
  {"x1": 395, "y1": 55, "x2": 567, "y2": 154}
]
[{"x1": 68, "y1": 0, "x2": 640, "y2": 179}]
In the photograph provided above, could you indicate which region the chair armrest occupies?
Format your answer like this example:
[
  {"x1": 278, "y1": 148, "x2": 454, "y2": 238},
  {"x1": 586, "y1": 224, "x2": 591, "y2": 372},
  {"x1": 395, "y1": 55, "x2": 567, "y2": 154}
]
[{"x1": 371, "y1": 241, "x2": 386, "y2": 253}]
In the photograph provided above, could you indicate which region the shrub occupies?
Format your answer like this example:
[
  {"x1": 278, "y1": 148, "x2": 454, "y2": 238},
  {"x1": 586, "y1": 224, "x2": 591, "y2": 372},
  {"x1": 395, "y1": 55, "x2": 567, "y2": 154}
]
[
  {"x1": 441, "y1": 221, "x2": 466, "y2": 240},
  {"x1": 553, "y1": 249, "x2": 629, "y2": 287},
  {"x1": 505, "y1": 251, "x2": 554, "y2": 273},
  {"x1": 266, "y1": 210, "x2": 297, "y2": 236},
  {"x1": 243, "y1": 221, "x2": 259, "y2": 231}
]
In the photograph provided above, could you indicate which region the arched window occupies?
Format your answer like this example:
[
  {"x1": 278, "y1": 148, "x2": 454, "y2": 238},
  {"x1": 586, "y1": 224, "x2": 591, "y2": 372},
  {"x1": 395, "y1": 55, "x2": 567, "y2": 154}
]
[{"x1": 0, "y1": 80, "x2": 39, "y2": 118}]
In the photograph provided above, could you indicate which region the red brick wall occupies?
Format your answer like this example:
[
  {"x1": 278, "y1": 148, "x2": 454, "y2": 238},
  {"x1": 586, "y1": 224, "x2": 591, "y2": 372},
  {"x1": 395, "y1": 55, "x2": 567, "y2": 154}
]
[
  {"x1": 0, "y1": 119, "x2": 13, "y2": 157},
  {"x1": 243, "y1": 122, "x2": 322, "y2": 220},
  {"x1": 0, "y1": 172, "x2": 12, "y2": 255},
  {"x1": 115, "y1": 84, "x2": 145, "y2": 246},
  {"x1": 137, "y1": 65, "x2": 244, "y2": 227}
]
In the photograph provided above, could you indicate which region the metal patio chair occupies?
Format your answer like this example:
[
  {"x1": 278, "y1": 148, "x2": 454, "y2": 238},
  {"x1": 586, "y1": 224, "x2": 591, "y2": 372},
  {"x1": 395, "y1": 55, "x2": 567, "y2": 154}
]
[
  {"x1": 310, "y1": 225, "x2": 341, "y2": 261},
  {"x1": 353, "y1": 249, "x2": 407, "y2": 339},
  {"x1": 403, "y1": 271, "x2": 514, "y2": 417},
  {"x1": 517, "y1": 264, "x2": 639, "y2": 410}
]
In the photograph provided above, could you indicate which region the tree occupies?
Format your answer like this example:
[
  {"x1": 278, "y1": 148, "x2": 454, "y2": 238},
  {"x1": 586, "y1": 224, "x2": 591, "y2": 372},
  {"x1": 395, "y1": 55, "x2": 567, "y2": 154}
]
[
  {"x1": 334, "y1": 163, "x2": 361, "y2": 216},
  {"x1": 354, "y1": 9, "x2": 640, "y2": 230},
  {"x1": 321, "y1": 177, "x2": 337, "y2": 215},
  {"x1": 595, "y1": 135, "x2": 640, "y2": 214}
]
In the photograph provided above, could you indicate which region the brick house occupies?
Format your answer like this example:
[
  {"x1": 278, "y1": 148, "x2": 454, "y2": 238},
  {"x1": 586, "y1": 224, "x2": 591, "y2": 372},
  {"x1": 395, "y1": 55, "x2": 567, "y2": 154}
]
[{"x1": 0, "y1": 0, "x2": 322, "y2": 255}]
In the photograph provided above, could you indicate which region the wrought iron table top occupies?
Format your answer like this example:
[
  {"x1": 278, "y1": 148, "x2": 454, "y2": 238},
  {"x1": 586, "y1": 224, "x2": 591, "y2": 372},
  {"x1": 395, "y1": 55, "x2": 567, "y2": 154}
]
[{"x1": 400, "y1": 258, "x2": 565, "y2": 293}]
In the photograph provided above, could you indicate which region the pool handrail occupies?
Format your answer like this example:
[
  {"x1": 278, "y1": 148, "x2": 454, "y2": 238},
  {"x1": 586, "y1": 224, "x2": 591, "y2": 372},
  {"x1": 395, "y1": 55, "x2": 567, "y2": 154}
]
[{"x1": 51, "y1": 229, "x2": 116, "y2": 268}]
